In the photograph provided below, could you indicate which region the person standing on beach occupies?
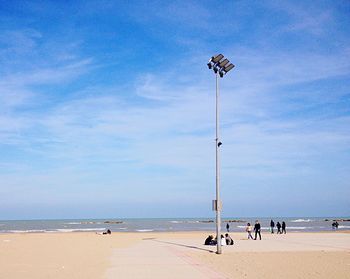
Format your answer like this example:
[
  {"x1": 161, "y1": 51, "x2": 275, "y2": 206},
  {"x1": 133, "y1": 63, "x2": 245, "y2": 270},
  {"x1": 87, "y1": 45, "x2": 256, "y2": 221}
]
[
  {"x1": 276, "y1": 221, "x2": 281, "y2": 234},
  {"x1": 282, "y1": 221, "x2": 286, "y2": 234},
  {"x1": 226, "y1": 223, "x2": 230, "y2": 232},
  {"x1": 246, "y1": 223, "x2": 253, "y2": 240},
  {"x1": 270, "y1": 219, "x2": 275, "y2": 234},
  {"x1": 254, "y1": 220, "x2": 261, "y2": 240}
]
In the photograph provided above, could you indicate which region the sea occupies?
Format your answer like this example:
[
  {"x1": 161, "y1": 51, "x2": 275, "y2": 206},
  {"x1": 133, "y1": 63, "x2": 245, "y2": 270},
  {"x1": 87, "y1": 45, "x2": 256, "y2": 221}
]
[{"x1": 0, "y1": 217, "x2": 349, "y2": 233}]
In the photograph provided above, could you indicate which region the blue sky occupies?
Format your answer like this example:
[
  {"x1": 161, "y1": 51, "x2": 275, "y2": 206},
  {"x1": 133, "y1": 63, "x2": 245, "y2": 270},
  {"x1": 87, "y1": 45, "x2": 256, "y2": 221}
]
[{"x1": 0, "y1": 0, "x2": 349, "y2": 219}]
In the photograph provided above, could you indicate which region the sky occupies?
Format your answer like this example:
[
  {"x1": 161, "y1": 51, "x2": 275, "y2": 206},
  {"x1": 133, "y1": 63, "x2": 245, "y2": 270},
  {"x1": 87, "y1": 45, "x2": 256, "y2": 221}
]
[{"x1": 0, "y1": 0, "x2": 349, "y2": 220}]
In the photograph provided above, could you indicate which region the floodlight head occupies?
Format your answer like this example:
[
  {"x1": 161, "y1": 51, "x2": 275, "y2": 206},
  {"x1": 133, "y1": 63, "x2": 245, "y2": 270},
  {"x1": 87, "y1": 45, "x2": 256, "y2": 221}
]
[
  {"x1": 219, "y1": 71, "x2": 224, "y2": 78},
  {"x1": 218, "y1": 59, "x2": 229, "y2": 68},
  {"x1": 213, "y1": 67, "x2": 218, "y2": 74},
  {"x1": 207, "y1": 62, "x2": 212, "y2": 69},
  {"x1": 224, "y1": 63, "x2": 235, "y2": 73},
  {"x1": 211, "y1": 54, "x2": 224, "y2": 63}
]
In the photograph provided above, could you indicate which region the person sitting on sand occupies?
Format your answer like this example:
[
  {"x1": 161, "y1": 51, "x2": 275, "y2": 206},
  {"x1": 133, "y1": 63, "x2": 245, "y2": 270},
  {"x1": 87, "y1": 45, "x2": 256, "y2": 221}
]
[
  {"x1": 246, "y1": 223, "x2": 253, "y2": 240},
  {"x1": 332, "y1": 222, "x2": 336, "y2": 229},
  {"x1": 204, "y1": 235, "x2": 214, "y2": 245},
  {"x1": 97, "y1": 229, "x2": 111, "y2": 235},
  {"x1": 225, "y1": 233, "x2": 234, "y2": 245}
]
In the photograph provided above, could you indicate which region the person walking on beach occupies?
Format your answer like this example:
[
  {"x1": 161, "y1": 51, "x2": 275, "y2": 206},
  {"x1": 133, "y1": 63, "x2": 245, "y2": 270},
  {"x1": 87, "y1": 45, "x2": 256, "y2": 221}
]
[
  {"x1": 270, "y1": 219, "x2": 275, "y2": 234},
  {"x1": 282, "y1": 221, "x2": 286, "y2": 234},
  {"x1": 246, "y1": 223, "x2": 253, "y2": 240},
  {"x1": 276, "y1": 222, "x2": 281, "y2": 234},
  {"x1": 254, "y1": 220, "x2": 261, "y2": 240},
  {"x1": 226, "y1": 223, "x2": 230, "y2": 232}
]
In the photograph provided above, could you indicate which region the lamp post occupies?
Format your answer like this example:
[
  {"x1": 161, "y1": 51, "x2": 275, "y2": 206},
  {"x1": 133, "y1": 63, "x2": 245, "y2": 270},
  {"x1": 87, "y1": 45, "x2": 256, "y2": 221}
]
[{"x1": 207, "y1": 54, "x2": 235, "y2": 254}]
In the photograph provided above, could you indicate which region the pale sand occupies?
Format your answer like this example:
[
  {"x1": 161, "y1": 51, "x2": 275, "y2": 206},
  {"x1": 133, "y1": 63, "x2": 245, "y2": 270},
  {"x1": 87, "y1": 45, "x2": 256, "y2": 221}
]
[{"x1": 1, "y1": 231, "x2": 349, "y2": 279}]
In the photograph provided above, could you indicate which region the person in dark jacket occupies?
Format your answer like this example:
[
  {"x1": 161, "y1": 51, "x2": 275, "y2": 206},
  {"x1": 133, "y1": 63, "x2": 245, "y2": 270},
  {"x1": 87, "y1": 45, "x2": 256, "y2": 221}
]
[
  {"x1": 254, "y1": 220, "x2": 261, "y2": 240},
  {"x1": 226, "y1": 223, "x2": 230, "y2": 232},
  {"x1": 270, "y1": 219, "x2": 275, "y2": 234},
  {"x1": 276, "y1": 222, "x2": 282, "y2": 234},
  {"x1": 225, "y1": 233, "x2": 234, "y2": 245},
  {"x1": 204, "y1": 235, "x2": 214, "y2": 245},
  {"x1": 281, "y1": 221, "x2": 286, "y2": 234}
]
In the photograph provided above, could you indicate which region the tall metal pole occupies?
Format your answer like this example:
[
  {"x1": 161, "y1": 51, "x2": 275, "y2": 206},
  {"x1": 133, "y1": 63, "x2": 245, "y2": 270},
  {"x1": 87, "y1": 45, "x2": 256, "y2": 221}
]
[
  {"x1": 215, "y1": 71, "x2": 222, "y2": 254},
  {"x1": 207, "y1": 54, "x2": 234, "y2": 255}
]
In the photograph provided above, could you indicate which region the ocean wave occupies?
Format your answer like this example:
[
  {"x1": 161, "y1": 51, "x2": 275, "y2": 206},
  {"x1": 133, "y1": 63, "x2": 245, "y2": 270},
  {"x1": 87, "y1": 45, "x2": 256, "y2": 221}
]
[
  {"x1": 1, "y1": 229, "x2": 47, "y2": 233},
  {"x1": 170, "y1": 221, "x2": 183, "y2": 224},
  {"x1": 136, "y1": 229, "x2": 154, "y2": 232},
  {"x1": 63, "y1": 222, "x2": 81, "y2": 225},
  {"x1": 290, "y1": 219, "x2": 313, "y2": 223},
  {"x1": 236, "y1": 226, "x2": 270, "y2": 230},
  {"x1": 338, "y1": 225, "x2": 350, "y2": 229},
  {"x1": 55, "y1": 228, "x2": 106, "y2": 232}
]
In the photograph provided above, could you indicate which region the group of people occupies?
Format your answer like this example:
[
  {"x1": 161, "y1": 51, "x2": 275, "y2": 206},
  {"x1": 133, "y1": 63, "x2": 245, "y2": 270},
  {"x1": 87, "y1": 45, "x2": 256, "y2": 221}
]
[
  {"x1": 245, "y1": 220, "x2": 262, "y2": 240},
  {"x1": 269, "y1": 220, "x2": 287, "y2": 234},
  {"x1": 205, "y1": 219, "x2": 288, "y2": 244},
  {"x1": 204, "y1": 233, "x2": 234, "y2": 246},
  {"x1": 245, "y1": 220, "x2": 287, "y2": 240}
]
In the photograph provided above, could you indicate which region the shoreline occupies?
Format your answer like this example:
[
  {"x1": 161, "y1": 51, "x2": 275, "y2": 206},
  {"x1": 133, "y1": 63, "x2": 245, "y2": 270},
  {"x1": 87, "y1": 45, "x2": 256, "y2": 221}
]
[{"x1": 1, "y1": 229, "x2": 349, "y2": 235}]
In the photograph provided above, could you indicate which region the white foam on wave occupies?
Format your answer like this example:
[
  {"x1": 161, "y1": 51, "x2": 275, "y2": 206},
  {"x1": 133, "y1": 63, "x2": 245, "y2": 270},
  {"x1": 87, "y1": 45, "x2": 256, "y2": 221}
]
[
  {"x1": 338, "y1": 225, "x2": 350, "y2": 229},
  {"x1": 236, "y1": 226, "x2": 270, "y2": 230},
  {"x1": 290, "y1": 219, "x2": 313, "y2": 223},
  {"x1": 63, "y1": 222, "x2": 81, "y2": 225},
  {"x1": 170, "y1": 221, "x2": 182, "y2": 224},
  {"x1": 2, "y1": 229, "x2": 47, "y2": 233},
  {"x1": 136, "y1": 229, "x2": 154, "y2": 232},
  {"x1": 55, "y1": 228, "x2": 106, "y2": 232}
]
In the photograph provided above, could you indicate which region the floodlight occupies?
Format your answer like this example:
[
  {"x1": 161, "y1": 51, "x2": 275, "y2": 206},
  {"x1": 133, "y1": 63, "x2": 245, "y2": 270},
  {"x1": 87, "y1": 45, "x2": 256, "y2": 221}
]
[
  {"x1": 207, "y1": 62, "x2": 212, "y2": 69},
  {"x1": 224, "y1": 63, "x2": 235, "y2": 73},
  {"x1": 211, "y1": 54, "x2": 224, "y2": 63},
  {"x1": 218, "y1": 59, "x2": 229, "y2": 68}
]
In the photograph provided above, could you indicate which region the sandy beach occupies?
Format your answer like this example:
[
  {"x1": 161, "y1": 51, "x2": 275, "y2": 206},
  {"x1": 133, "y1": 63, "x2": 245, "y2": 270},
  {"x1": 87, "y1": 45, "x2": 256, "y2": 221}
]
[{"x1": 1, "y1": 231, "x2": 349, "y2": 279}]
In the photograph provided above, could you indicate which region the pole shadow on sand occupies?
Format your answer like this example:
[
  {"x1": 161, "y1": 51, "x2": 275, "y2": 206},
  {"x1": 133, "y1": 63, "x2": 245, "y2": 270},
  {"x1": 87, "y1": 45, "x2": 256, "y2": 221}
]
[{"x1": 142, "y1": 238, "x2": 215, "y2": 253}]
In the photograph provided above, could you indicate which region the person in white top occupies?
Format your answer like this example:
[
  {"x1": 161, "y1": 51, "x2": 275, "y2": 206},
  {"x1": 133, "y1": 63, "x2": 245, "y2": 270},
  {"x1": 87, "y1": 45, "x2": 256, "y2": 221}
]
[
  {"x1": 221, "y1": 234, "x2": 226, "y2": 246},
  {"x1": 246, "y1": 223, "x2": 253, "y2": 240}
]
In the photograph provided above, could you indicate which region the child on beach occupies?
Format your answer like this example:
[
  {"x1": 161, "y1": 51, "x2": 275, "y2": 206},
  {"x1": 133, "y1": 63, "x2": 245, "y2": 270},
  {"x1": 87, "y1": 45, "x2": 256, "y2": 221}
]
[{"x1": 246, "y1": 223, "x2": 253, "y2": 240}]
